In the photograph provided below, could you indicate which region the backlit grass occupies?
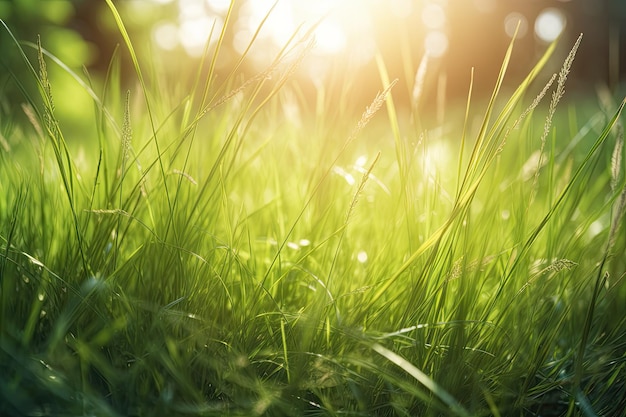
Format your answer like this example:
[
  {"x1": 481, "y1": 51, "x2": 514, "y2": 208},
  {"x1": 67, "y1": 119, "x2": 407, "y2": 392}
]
[{"x1": 1, "y1": 4, "x2": 625, "y2": 416}]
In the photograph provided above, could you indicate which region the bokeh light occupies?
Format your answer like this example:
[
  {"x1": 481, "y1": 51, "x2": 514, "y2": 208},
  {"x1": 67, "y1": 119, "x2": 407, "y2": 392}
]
[
  {"x1": 504, "y1": 12, "x2": 529, "y2": 39},
  {"x1": 147, "y1": 0, "x2": 448, "y2": 69},
  {"x1": 179, "y1": 15, "x2": 221, "y2": 56},
  {"x1": 152, "y1": 22, "x2": 178, "y2": 50},
  {"x1": 421, "y1": 2, "x2": 449, "y2": 58},
  {"x1": 534, "y1": 8, "x2": 567, "y2": 43},
  {"x1": 424, "y1": 31, "x2": 449, "y2": 57},
  {"x1": 421, "y1": 3, "x2": 446, "y2": 30},
  {"x1": 149, "y1": 0, "x2": 383, "y2": 61},
  {"x1": 314, "y1": 19, "x2": 347, "y2": 54},
  {"x1": 233, "y1": 0, "x2": 378, "y2": 65},
  {"x1": 141, "y1": 0, "x2": 582, "y2": 96},
  {"x1": 150, "y1": 0, "x2": 226, "y2": 57}
]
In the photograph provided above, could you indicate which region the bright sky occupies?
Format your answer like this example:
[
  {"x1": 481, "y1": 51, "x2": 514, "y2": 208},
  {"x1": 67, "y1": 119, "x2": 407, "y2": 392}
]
[
  {"x1": 149, "y1": 0, "x2": 567, "y2": 65},
  {"x1": 151, "y1": 0, "x2": 441, "y2": 58}
]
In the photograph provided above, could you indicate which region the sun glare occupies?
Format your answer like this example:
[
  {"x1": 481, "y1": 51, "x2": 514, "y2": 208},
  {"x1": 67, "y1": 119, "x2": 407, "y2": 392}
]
[
  {"x1": 206, "y1": 0, "x2": 231, "y2": 13},
  {"x1": 151, "y1": 0, "x2": 226, "y2": 57},
  {"x1": 149, "y1": 0, "x2": 421, "y2": 65},
  {"x1": 147, "y1": 0, "x2": 570, "y2": 80},
  {"x1": 235, "y1": 0, "x2": 377, "y2": 58},
  {"x1": 314, "y1": 19, "x2": 347, "y2": 54}
]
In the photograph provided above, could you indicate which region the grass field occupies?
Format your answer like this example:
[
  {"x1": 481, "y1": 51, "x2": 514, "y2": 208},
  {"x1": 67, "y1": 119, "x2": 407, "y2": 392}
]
[{"x1": 1, "y1": 3, "x2": 626, "y2": 416}]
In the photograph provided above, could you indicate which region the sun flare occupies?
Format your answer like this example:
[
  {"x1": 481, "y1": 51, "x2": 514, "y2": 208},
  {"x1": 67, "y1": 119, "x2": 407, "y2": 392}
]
[
  {"x1": 149, "y1": 0, "x2": 427, "y2": 63},
  {"x1": 146, "y1": 0, "x2": 571, "y2": 93},
  {"x1": 235, "y1": 0, "x2": 379, "y2": 56}
]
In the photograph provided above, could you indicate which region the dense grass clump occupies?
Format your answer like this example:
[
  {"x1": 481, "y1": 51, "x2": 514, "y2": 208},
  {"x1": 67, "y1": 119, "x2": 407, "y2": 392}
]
[{"x1": 1, "y1": 4, "x2": 626, "y2": 416}]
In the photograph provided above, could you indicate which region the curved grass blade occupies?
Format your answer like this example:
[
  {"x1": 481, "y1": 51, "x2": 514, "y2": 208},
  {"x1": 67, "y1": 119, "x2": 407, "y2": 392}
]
[
  {"x1": 371, "y1": 343, "x2": 471, "y2": 417},
  {"x1": 104, "y1": 0, "x2": 174, "y2": 235}
]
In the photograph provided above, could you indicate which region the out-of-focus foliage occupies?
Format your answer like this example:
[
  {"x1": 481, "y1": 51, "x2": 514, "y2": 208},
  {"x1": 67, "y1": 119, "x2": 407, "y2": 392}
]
[
  {"x1": 0, "y1": 0, "x2": 99, "y2": 135},
  {"x1": 0, "y1": 0, "x2": 94, "y2": 76},
  {"x1": 2, "y1": 0, "x2": 626, "y2": 133}
]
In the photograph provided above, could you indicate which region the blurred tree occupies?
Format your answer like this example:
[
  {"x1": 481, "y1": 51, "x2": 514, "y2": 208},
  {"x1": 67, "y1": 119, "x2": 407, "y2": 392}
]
[
  {"x1": 445, "y1": 0, "x2": 626, "y2": 102},
  {"x1": 0, "y1": 0, "x2": 97, "y2": 135},
  {"x1": 2, "y1": 0, "x2": 626, "y2": 123},
  {"x1": 0, "y1": 0, "x2": 95, "y2": 81}
]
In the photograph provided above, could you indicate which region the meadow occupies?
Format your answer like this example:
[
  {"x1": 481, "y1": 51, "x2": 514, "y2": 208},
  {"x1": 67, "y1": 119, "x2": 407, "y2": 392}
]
[{"x1": 1, "y1": 2, "x2": 625, "y2": 416}]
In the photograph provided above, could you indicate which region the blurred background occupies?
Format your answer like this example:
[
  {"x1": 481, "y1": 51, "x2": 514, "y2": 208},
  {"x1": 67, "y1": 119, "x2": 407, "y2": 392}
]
[{"x1": 1, "y1": 0, "x2": 626, "y2": 127}]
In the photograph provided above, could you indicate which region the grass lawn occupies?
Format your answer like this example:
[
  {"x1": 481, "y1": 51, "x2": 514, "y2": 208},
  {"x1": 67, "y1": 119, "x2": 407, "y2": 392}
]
[{"x1": 1, "y1": 3, "x2": 625, "y2": 416}]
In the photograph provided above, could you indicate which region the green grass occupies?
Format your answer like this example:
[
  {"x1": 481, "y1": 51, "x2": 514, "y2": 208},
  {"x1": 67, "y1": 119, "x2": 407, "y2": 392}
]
[{"x1": 1, "y1": 5, "x2": 626, "y2": 416}]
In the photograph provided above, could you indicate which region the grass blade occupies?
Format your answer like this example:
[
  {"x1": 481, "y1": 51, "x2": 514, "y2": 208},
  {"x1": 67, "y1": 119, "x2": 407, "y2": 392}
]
[{"x1": 371, "y1": 343, "x2": 471, "y2": 417}]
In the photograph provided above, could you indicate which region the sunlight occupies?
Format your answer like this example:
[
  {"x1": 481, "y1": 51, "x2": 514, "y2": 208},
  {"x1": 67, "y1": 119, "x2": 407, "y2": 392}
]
[
  {"x1": 314, "y1": 19, "x2": 347, "y2": 54},
  {"x1": 147, "y1": 0, "x2": 457, "y2": 76},
  {"x1": 236, "y1": 0, "x2": 377, "y2": 57},
  {"x1": 6, "y1": 0, "x2": 623, "y2": 414},
  {"x1": 390, "y1": 0, "x2": 413, "y2": 18},
  {"x1": 149, "y1": 0, "x2": 421, "y2": 63},
  {"x1": 151, "y1": 0, "x2": 225, "y2": 56},
  {"x1": 422, "y1": 139, "x2": 454, "y2": 181},
  {"x1": 206, "y1": 0, "x2": 230, "y2": 13}
]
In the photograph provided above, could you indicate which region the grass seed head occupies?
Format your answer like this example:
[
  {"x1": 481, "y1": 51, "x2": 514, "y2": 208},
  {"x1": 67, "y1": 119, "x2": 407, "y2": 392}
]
[{"x1": 610, "y1": 123, "x2": 623, "y2": 192}]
